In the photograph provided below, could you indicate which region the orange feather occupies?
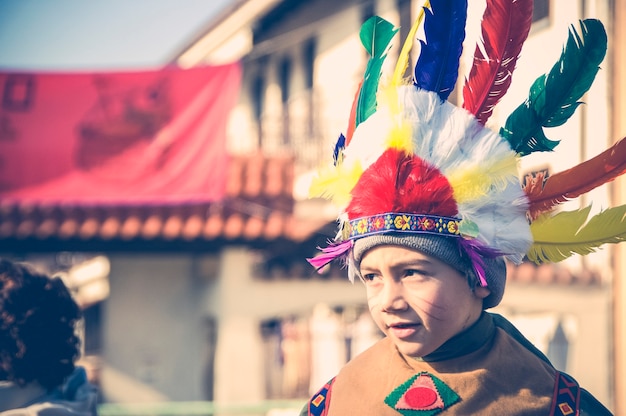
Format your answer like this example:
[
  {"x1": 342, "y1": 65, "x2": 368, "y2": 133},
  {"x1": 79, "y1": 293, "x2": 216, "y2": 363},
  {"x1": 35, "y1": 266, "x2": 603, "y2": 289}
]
[
  {"x1": 526, "y1": 136, "x2": 626, "y2": 219},
  {"x1": 345, "y1": 81, "x2": 363, "y2": 146}
]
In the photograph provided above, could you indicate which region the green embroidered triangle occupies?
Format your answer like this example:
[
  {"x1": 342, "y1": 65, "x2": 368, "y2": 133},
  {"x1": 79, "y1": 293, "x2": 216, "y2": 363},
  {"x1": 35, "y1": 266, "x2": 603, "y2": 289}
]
[{"x1": 384, "y1": 372, "x2": 460, "y2": 416}]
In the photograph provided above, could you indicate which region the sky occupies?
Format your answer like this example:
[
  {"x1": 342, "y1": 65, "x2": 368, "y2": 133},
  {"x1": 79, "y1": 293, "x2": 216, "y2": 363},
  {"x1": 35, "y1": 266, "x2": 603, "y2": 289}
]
[{"x1": 0, "y1": 0, "x2": 234, "y2": 71}]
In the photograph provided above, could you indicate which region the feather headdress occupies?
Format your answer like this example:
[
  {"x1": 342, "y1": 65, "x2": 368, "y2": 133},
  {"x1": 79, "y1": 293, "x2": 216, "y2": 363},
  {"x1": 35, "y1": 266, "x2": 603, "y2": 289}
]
[{"x1": 308, "y1": 0, "x2": 625, "y2": 282}]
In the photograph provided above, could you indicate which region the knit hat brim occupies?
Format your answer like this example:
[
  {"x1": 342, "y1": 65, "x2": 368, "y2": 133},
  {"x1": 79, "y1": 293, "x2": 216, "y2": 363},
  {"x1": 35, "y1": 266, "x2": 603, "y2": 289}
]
[{"x1": 350, "y1": 233, "x2": 505, "y2": 309}]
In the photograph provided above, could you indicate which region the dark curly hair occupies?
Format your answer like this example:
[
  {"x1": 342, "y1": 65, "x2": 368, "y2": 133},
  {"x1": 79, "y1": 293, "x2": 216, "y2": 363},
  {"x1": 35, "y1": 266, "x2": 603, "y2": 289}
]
[{"x1": 0, "y1": 258, "x2": 81, "y2": 390}]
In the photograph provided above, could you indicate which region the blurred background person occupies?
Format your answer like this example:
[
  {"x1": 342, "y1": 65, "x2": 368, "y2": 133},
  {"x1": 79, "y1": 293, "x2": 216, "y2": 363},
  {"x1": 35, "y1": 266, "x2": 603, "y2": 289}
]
[{"x1": 0, "y1": 258, "x2": 98, "y2": 416}]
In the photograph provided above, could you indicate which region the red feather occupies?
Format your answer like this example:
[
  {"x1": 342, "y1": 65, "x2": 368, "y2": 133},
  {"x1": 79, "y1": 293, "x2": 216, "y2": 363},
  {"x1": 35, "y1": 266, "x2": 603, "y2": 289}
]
[
  {"x1": 526, "y1": 136, "x2": 626, "y2": 219},
  {"x1": 345, "y1": 81, "x2": 362, "y2": 146},
  {"x1": 462, "y1": 0, "x2": 533, "y2": 124},
  {"x1": 346, "y1": 149, "x2": 457, "y2": 219}
]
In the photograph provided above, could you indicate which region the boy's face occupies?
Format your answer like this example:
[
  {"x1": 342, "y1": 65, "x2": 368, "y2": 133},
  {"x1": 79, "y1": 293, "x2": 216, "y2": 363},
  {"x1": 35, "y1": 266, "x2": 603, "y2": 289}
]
[{"x1": 359, "y1": 244, "x2": 490, "y2": 358}]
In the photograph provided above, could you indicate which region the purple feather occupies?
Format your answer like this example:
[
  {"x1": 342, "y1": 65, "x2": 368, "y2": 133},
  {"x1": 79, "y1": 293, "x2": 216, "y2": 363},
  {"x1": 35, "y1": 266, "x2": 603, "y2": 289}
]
[
  {"x1": 414, "y1": 0, "x2": 468, "y2": 100},
  {"x1": 458, "y1": 238, "x2": 503, "y2": 287},
  {"x1": 307, "y1": 240, "x2": 354, "y2": 271}
]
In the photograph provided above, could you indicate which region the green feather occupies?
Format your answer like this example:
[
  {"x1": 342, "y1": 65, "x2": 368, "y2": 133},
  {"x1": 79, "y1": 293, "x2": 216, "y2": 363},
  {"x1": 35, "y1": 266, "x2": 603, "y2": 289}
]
[
  {"x1": 528, "y1": 204, "x2": 626, "y2": 263},
  {"x1": 500, "y1": 19, "x2": 607, "y2": 156},
  {"x1": 356, "y1": 16, "x2": 398, "y2": 127}
]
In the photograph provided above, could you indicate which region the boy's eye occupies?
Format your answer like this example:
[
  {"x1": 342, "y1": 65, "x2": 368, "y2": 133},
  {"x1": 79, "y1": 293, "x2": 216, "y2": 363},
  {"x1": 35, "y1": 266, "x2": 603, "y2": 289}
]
[
  {"x1": 404, "y1": 269, "x2": 427, "y2": 278},
  {"x1": 362, "y1": 273, "x2": 377, "y2": 281}
]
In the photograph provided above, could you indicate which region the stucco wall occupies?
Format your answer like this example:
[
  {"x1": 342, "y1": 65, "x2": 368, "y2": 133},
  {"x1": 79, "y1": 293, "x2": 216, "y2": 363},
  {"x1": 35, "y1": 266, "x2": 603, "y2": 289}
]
[{"x1": 101, "y1": 254, "x2": 210, "y2": 402}]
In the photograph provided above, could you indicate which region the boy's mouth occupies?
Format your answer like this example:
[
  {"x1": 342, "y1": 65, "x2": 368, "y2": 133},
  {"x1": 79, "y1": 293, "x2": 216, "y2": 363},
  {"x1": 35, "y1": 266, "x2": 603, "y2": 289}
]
[{"x1": 388, "y1": 322, "x2": 420, "y2": 339}]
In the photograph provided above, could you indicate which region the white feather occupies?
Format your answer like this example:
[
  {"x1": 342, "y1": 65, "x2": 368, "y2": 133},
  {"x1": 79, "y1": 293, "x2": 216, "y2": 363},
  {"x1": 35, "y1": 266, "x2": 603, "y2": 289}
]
[
  {"x1": 399, "y1": 87, "x2": 531, "y2": 261},
  {"x1": 337, "y1": 86, "x2": 532, "y2": 263}
]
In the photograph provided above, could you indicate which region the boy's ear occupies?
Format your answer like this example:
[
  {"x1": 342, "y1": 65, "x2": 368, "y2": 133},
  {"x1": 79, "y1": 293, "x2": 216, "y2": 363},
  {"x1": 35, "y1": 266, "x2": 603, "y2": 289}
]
[{"x1": 473, "y1": 286, "x2": 491, "y2": 299}]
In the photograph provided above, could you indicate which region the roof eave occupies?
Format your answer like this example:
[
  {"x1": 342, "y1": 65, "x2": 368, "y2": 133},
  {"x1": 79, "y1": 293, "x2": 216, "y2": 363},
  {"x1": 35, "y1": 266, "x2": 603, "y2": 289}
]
[{"x1": 170, "y1": 0, "x2": 283, "y2": 67}]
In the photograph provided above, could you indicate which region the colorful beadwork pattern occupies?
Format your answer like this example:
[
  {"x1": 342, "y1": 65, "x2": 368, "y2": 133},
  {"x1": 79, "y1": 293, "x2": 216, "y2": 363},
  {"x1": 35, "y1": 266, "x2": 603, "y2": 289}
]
[
  {"x1": 308, "y1": 377, "x2": 335, "y2": 416},
  {"x1": 347, "y1": 213, "x2": 461, "y2": 240},
  {"x1": 384, "y1": 372, "x2": 460, "y2": 416},
  {"x1": 550, "y1": 372, "x2": 580, "y2": 416}
]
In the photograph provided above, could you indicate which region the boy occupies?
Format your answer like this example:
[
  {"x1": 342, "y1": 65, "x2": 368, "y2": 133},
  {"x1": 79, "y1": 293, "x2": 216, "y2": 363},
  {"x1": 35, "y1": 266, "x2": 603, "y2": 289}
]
[{"x1": 303, "y1": 1, "x2": 622, "y2": 414}]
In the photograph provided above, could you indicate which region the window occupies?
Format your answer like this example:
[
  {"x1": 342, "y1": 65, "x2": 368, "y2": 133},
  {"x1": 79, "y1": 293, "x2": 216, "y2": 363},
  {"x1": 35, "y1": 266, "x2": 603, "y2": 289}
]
[
  {"x1": 533, "y1": 0, "x2": 550, "y2": 23},
  {"x1": 251, "y1": 73, "x2": 265, "y2": 147},
  {"x1": 303, "y1": 38, "x2": 316, "y2": 90},
  {"x1": 279, "y1": 56, "x2": 292, "y2": 104},
  {"x1": 303, "y1": 38, "x2": 316, "y2": 138},
  {"x1": 547, "y1": 321, "x2": 570, "y2": 370},
  {"x1": 261, "y1": 304, "x2": 381, "y2": 399},
  {"x1": 251, "y1": 74, "x2": 265, "y2": 120},
  {"x1": 361, "y1": 0, "x2": 375, "y2": 24}
]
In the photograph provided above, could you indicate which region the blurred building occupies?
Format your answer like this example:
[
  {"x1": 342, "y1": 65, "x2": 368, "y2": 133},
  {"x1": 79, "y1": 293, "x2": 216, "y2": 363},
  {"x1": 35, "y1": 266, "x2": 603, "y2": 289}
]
[{"x1": 0, "y1": 0, "x2": 623, "y2": 413}]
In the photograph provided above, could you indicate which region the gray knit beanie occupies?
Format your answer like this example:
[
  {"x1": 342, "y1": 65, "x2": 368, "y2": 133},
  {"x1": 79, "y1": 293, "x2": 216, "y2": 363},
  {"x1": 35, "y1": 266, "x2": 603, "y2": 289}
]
[{"x1": 350, "y1": 233, "x2": 506, "y2": 309}]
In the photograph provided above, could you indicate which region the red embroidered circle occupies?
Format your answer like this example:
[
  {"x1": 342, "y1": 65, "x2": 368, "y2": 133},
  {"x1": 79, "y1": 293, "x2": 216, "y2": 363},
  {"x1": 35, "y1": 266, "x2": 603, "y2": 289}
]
[{"x1": 405, "y1": 387, "x2": 437, "y2": 408}]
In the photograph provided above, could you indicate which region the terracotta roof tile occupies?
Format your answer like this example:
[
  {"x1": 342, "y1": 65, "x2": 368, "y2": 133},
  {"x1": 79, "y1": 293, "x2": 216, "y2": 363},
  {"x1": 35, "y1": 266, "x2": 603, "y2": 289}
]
[
  {"x1": 182, "y1": 214, "x2": 203, "y2": 240},
  {"x1": 506, "y1": 260, "x2": 602, "y2": 286},
  {"x1": 0, "y1": 154, "x2": 329, "y2": 252},
  {"x1": 142, "y1": 215, "x2": 163, "y2": 239},
  {"x1": 121, "y1": 216, "x2": 142, "y2": 240},
  {"x1": 36, "y1": 218, "x2": 57, "y2": 239},
  {"x1": 204, "y1": 214, "x2": 224, "y2": 239},
  {"x1": 243, "y1": 215, "x2": 264, "y2": 240},
  {"x1": 223, "y1": 213, "x2": 244, "y2": 239},
  {"x1": 162, "y1": 215, "x2": 183, "y2": 240}
]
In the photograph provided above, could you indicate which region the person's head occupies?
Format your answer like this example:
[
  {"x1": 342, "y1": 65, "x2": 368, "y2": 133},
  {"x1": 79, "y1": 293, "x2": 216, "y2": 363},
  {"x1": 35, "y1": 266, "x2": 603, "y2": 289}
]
[
  {"x1": 358, "y1": 243, "x2": 490, "y2": 357},
  {"x1": 0, "y1": 259, "x2": 81, "y2": 391}
]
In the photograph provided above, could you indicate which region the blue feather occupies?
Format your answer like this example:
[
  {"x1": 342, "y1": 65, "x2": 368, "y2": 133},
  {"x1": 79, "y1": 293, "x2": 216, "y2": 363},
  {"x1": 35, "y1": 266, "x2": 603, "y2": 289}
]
[
  {"x1": 414, "y1": 0, "x2": 468, "y2": 100},
  {"x1": 333, "y1": 133, "x2": 346, "y2": 166}
]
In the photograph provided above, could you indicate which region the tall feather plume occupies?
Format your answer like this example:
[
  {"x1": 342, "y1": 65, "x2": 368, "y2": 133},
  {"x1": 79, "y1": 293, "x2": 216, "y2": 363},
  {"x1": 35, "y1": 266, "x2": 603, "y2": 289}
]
[
  {"x1": 355, "y1": 16, "x2": 398, "y2": 128},
  {"x1": 384, "y1": 2, "x2": 427, "y2": 144},
  {"x1": 500, "y1": 19, "x2": 607, "y2": 156},
  {"x1": 462, "y1": 0, "x2": 533, "y2": 124},
  {"x1": 413, "y1": 0, "x2": 468, "y2": 100},
  {"x1": 525, "y1": 136, "x2": 626, "y2": 219},
  {"x1": 392, "y1": 0, "x2": 429, "y2": 86},
  {"x1": 528, "y1": 205, "x2": 626, "y2": 263}
]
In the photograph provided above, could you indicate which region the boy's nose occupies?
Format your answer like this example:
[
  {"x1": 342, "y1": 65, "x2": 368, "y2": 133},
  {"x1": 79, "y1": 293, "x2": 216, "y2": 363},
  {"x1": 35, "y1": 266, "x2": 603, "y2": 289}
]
[{"x1": 380, "y1": 280, "x2": 408, "y2": 312}]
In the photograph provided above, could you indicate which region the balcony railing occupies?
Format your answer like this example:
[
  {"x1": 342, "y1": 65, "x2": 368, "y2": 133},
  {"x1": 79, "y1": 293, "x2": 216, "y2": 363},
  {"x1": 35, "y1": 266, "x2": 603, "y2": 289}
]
[{"x1": 244, "y1": 90, "x2": 342, "y2": 176}]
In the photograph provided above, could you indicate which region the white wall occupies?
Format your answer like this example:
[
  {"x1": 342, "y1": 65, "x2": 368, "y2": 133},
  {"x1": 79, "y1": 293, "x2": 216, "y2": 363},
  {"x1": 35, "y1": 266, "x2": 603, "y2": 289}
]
[
  {"x1": 207, "y1": 246, "x2": 365, "y2": 403},
  {"x1": 99, "y1": 249, "x2": 366, "y2": 403},
  {"x1": 101, "y1": 254, "x2": 210, "y2": 402}
]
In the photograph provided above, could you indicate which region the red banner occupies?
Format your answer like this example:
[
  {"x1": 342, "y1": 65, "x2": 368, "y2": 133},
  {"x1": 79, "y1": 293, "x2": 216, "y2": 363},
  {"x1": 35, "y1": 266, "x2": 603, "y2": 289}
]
[{"x1": 0, "y1": 63, "x2": 241, "y2": 204}]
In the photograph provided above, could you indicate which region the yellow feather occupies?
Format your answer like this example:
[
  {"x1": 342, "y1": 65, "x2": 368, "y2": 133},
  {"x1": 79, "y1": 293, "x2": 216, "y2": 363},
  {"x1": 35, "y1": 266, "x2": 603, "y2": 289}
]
[
  {"x1": 376, "y1": 82, "x2": 414, "y2": 154},
  {"x1": 379, "y1": 82, "x2": 399, "y2": 114},
  {"x1": 448, "y1": 155, "x2": 519, "y2": 204},
  {"x1": 308, "y1": 161, "x2": 364, "y2": 207},
  {"x1": 392, "y1": 0, "x2": 430, "y2": 86},
  {"x1": 528, "y1": 204, "x2": 626, "y2": 263},
  {"x1": 386, "y1": 121, "x2": 413, "y2": 153}
]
